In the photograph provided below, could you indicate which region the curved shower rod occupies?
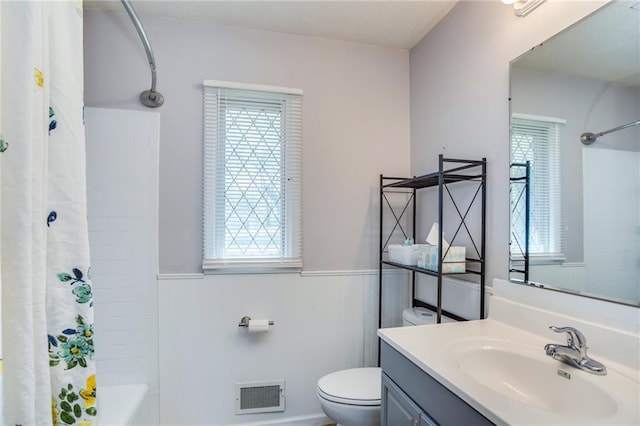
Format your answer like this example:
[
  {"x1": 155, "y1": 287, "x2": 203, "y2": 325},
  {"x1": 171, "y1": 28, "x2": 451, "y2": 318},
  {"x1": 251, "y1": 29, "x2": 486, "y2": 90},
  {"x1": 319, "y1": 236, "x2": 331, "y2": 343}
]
[
  {"x1": 121, "y1": 0, "x2": 164, "y2": 108},
  {"x1": 580, "y1": 119, "x2": 639, "y2": 145}
]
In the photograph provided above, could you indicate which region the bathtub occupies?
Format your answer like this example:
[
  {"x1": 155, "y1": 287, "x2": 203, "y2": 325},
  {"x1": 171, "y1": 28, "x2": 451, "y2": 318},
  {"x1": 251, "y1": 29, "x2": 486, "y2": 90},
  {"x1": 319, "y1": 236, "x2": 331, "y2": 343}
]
[
  {"x1": 0, "y1": 368, "x2": 147, "y2": 426},
  {"x1": 99, "y1": 383, "x2": 149, "y2": 426}
]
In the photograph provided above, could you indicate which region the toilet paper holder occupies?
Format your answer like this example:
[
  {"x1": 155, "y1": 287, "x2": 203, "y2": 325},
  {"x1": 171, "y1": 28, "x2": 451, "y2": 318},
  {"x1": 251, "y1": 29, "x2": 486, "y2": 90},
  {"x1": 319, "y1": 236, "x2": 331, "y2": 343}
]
[{"x1": 238, "y1": 316, "x2": 274, "y2": 327}]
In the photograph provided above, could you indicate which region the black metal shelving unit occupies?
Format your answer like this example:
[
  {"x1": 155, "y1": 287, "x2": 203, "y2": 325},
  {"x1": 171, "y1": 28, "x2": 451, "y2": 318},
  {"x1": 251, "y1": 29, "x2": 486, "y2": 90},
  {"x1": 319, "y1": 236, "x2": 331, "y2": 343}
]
[
  {"x1": 378, "y1": 155, "x2": 487, "y2": 339},
  {"x1": 509, "y1": 161, "x2": 530, "y2": 282}
]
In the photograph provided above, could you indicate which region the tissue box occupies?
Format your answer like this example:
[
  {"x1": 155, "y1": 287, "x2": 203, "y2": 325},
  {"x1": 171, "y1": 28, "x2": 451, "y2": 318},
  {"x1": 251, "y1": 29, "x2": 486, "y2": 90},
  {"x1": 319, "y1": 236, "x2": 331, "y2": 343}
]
[
  {"x1": 388, "y1": 244, "x2": 427, "y2": 266},
  {"x1": 417, "y1": 244, "x2": 466, "y2": 273}
]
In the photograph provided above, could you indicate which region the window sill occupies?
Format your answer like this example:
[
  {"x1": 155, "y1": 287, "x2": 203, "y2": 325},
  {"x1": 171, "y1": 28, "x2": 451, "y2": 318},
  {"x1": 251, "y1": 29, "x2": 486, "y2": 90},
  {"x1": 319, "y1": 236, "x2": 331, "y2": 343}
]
[
  {"x1": 510, "y1": 253, "x2": 567, "y2": 265},
  {"x1": 202, "y1": 259, "x2": 303, "y2": 275}
]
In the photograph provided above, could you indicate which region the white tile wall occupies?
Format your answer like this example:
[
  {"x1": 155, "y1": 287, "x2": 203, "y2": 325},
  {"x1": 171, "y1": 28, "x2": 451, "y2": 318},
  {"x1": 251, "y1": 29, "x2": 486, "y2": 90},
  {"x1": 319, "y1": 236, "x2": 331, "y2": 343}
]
[{"x1": 85, "y1": 107, "x2": 160, "y2": 423}]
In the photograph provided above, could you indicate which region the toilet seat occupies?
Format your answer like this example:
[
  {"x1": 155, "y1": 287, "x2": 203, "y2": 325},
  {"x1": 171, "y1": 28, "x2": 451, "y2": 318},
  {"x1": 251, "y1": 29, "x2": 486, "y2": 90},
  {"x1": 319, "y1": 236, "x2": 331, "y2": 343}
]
[{"x1": 317, "y1": 367, "x2": 381, "y2": 406}]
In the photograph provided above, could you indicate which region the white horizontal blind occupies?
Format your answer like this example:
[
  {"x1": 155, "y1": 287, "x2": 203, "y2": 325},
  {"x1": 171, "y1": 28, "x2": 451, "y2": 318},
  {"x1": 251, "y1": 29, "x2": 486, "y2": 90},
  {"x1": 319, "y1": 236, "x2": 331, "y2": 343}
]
[
  {"x1": 203, "y1": 82, "x2": 302, "y2": 272},
  {"x1": 510, "y1": 114, "x2": 563, "y2": 257}
]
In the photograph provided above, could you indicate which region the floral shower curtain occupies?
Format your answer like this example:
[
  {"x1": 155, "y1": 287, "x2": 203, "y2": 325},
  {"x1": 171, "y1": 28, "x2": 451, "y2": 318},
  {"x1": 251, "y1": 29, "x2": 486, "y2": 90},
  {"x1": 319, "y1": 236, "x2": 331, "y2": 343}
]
[{"x1": 1, "y1": 1, "x2": 97, "y2": 424}]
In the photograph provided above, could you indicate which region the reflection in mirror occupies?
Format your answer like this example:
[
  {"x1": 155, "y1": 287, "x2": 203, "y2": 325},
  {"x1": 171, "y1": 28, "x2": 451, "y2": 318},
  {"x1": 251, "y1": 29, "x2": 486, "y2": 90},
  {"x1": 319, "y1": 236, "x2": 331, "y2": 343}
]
[{"x1": 509, "y1": 0, "x2": 639, "y2": 306}]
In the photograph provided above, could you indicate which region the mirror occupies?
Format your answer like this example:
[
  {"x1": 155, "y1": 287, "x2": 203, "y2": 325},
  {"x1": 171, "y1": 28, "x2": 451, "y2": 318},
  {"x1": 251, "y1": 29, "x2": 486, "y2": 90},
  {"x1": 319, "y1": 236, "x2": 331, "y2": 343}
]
[{"x1": 509, "y1": 0, "x2": 640, "y2": 306}]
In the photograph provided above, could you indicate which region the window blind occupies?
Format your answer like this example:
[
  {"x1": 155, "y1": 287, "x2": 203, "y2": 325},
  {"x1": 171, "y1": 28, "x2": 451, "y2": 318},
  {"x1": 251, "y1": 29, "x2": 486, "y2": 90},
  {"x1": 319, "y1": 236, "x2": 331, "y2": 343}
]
[
  {"x1": 510, "y1": 114, "x2": 564, "y2": 258},
  {"x1": 203, "y1": 81, "x2": 302, "y2": 272}
]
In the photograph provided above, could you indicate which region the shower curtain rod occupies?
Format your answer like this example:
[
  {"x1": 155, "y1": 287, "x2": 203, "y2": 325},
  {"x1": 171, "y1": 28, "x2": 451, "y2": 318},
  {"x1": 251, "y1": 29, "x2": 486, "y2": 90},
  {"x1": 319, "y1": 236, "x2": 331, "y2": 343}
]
[
  {"x1": 121, "y1": 0, "x2": 164, "y2": 108},
  {"x1": 580, "y1": 119, "x2": 639, "y2": 145}
]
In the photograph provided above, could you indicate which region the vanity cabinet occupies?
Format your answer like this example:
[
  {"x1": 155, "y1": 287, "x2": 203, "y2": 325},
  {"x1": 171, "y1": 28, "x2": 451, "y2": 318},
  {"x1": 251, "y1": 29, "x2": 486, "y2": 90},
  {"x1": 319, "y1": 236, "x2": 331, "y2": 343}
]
[
  {"x1": 382, "y1": 373, "x2": 437, "y2": 426},
  {"x1": 380, "y1": 341, "x2": 493, "y2": 426}
]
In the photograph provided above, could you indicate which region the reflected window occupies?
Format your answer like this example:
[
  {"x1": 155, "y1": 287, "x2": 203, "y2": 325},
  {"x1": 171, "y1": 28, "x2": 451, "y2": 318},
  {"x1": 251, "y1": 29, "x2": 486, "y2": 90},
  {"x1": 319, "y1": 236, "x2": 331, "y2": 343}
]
[{"x1": 510, "y1": 114, "x2": 565, "y2": 260}]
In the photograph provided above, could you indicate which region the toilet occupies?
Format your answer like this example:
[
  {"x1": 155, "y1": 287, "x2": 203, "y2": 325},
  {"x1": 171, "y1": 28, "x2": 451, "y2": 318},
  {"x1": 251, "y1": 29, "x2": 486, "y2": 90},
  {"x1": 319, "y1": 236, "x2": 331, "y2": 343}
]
[
  {"x1": 316, "y1": 367, "x2": 382, "y2": 426},
  {"x1": 317, "y1": 307, "x2": 441, "y2": 426}
]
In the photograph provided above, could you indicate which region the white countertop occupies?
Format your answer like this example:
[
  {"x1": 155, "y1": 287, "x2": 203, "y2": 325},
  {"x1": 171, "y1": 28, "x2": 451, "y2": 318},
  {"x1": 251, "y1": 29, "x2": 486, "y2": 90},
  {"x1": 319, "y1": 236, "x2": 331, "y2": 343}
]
[{"x1": 378, "y1": 318, "x2": 640, "y2": 425}]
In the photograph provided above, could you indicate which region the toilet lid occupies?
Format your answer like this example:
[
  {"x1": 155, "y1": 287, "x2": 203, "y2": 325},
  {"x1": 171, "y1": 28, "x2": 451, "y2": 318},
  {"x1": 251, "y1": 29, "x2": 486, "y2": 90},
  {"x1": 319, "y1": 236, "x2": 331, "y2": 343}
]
[{"x1": 317, "y1": 367, "x2": 381, "y2": 406}]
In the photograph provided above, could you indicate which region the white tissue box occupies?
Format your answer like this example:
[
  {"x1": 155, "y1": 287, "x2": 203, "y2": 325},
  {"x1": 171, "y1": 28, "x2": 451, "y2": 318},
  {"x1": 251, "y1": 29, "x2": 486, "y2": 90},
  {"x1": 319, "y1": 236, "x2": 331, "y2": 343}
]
[
  {"x1": 388, "y1": 244, "x2": 427, "y2": 266},
  {"x1": 417, "y1": 244, "x2": 466, "y2": 273}
]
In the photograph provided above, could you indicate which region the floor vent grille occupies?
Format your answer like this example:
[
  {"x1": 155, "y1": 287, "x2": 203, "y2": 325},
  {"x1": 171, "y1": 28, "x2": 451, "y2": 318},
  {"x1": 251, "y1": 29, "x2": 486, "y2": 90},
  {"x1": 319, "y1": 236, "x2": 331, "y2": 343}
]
[{"x1": 235, "y1": 380, "x2": 285, "y2": 414}]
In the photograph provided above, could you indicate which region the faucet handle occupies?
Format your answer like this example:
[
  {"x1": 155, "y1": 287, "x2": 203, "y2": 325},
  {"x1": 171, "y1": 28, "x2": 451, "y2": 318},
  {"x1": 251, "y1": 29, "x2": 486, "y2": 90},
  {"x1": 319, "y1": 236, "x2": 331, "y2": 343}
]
[{"x1": 549, "y1": 326, "x2": 587, "y2": 349}]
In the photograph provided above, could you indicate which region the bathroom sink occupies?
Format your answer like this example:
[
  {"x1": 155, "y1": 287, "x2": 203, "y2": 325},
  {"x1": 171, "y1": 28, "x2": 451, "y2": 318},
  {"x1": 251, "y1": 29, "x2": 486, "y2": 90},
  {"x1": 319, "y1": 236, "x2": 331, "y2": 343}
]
[
  {"x1": 444, "y1": 337, "x2": 638, "y2": 422},
  {"x1": 379, "y1": 314, "x2": 639, "y2": 425}
]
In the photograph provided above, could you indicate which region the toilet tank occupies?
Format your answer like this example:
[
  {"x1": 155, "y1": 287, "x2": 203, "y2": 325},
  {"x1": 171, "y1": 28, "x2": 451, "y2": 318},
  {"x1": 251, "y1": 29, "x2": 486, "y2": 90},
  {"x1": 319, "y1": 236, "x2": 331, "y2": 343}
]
[{"x1": 402, "y1": 307, "x2": 454, "y2": 326}]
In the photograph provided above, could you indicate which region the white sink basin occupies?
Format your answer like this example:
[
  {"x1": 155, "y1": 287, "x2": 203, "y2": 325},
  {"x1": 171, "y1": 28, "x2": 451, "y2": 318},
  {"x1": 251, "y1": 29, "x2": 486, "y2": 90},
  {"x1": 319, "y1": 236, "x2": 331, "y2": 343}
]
[{"x1": 448, "y1": 338, "x2": 618, "y2": 419}]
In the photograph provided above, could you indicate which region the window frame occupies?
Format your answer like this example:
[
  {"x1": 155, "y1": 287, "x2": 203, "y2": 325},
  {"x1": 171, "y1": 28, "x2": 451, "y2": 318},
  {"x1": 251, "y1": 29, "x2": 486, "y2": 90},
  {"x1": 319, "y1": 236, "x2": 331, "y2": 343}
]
[{"x1": 202, "y1": 80, "x2": 303, "y2": 274}]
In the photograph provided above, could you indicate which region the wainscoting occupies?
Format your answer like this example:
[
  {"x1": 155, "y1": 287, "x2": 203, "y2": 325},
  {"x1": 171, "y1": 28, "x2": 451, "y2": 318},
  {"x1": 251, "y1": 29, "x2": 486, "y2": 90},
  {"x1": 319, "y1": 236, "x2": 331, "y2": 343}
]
[{"x1": 157, "y1": 270, "x2": 409, "y2": 425}]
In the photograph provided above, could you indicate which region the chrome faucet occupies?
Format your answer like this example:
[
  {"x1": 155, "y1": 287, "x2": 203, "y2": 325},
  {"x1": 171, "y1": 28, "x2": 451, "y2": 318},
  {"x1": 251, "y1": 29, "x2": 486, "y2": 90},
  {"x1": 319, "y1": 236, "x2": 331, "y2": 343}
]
[{"x1": 544, "y1": 326, "x2": 607, "y2": 375}]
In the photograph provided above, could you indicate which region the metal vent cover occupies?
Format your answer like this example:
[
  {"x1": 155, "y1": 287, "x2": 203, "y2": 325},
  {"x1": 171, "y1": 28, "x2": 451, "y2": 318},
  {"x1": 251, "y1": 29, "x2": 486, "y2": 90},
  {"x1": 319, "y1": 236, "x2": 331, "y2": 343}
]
[{"x1": 235, "y1": 380, "x2": 285, "y2": 414}]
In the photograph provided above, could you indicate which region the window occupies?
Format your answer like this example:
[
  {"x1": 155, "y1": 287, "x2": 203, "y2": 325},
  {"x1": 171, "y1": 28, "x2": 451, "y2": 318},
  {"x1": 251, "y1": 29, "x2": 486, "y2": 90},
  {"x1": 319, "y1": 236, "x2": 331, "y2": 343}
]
[
  {"x1": 202, "y1": 81, "x2": 302, "y2": 272},
  {"x1": 510, "y1": 113, "x2": 564, "y2": 260}
]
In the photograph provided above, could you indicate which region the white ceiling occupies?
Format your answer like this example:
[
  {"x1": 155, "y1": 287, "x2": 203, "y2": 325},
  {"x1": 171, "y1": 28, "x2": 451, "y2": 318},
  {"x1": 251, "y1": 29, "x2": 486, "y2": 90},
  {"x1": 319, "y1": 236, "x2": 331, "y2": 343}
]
[
  {"x1": 84, "y1": 0, "x2": 458, "y2": 50},
  {"x1": 512, "y1": 1, "x2": 640, "y2": 87}
]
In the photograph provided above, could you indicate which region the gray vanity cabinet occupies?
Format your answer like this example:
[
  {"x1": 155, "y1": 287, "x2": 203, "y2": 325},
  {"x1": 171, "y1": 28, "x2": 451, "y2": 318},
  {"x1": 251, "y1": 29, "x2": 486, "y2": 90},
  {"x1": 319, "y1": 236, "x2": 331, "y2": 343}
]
[
  {"x1": 382, "y1": 373, "x2": 437, "y2": 426},
  {"x1": 380, "y1": 341, "x2": 494, "y2": 426}
]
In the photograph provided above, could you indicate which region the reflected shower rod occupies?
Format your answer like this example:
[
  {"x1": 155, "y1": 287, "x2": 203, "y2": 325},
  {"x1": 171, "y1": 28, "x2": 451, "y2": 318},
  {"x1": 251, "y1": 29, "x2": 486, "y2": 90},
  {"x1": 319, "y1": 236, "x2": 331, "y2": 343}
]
[
  {"x1": 121, "y1": 0, "x2": 164, "y2": 108},
  {"x1": 580, "y1": 119, "x2": 639, "y2": 145}
]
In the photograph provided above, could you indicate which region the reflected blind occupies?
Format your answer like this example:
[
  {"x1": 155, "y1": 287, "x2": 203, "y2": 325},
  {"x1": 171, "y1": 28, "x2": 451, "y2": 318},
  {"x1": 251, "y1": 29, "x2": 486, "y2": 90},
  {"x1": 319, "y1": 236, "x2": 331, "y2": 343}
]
[
  {"x1": 510, "y1": 114, "x2": 564, "y2": 257},
  {"x1": 203, "y1": 81, "x2": 302, "y2": 271}
]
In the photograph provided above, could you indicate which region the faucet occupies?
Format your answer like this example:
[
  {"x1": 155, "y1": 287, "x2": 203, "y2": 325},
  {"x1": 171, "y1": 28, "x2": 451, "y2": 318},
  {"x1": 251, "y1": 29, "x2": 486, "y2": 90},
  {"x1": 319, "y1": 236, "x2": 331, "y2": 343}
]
[{"x1": 544, "y1": 326, "x2": 607, "y2": 375}]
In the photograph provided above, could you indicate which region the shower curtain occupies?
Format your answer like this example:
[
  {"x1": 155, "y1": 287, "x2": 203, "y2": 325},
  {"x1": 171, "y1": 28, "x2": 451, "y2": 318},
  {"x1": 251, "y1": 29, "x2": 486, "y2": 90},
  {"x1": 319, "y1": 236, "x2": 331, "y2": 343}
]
[{"x1": 1, "y1": 1, "x2": 97, "y2": 424}]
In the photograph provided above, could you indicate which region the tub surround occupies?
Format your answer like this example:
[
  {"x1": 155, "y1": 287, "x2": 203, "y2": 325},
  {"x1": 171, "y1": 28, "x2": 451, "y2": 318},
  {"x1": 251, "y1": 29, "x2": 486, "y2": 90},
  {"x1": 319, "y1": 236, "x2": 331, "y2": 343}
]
[
  {"x1": 85, "y1": 108, "x2": 161, "y2": 423},
  {"x1": 378, "y1": 280, "x2": 640, "y2": 425},
  {"x1": 98, "y1": 384, "x2": 148, "y2": 426}
]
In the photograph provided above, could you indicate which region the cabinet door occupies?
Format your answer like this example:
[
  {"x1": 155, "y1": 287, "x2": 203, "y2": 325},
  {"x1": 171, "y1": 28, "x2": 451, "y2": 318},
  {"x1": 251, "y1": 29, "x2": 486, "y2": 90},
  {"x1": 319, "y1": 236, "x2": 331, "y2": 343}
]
[
  {"x1": 381, "y1": 374, "x2": 420, "y2": 426},
  {"x1": 420, "y1": 413, "x2": 438, "y2": 426}
]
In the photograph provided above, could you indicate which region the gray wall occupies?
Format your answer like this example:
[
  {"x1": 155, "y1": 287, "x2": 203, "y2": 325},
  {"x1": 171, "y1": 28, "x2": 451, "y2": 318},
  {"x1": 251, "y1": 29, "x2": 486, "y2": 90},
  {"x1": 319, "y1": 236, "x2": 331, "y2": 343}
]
[
  {"x1": 84, "y1": 10, "x2": 410, "y2": 274},
  {"x1": 409, "y1": 0, "x2": 608, "y2": 287}
]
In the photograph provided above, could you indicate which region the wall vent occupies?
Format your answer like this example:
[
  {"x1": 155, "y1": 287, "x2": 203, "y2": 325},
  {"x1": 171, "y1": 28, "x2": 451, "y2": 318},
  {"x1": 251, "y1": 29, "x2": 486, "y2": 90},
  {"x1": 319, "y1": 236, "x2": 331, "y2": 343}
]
[{"x1": 235, "y1": 380, "x2": 285, "y2": 414}]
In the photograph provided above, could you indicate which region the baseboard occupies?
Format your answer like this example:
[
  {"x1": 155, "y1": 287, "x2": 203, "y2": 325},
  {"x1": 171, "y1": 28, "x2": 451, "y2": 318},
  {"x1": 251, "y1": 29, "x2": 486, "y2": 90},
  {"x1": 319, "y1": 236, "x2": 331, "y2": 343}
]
[{"x1": 233, "y1": 413, "x2": 333, "y2": 426}]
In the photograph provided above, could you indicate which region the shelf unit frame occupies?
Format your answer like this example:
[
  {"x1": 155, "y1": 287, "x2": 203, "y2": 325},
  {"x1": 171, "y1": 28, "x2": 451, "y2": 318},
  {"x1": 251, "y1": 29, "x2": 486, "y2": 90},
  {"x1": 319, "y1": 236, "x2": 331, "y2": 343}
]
[
  {"x1": 378, "y1": 155, "x2": 487, "y2": 337},
  {"x1": 509, "y1": 161, "x2": 530, "y2": 282}
]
